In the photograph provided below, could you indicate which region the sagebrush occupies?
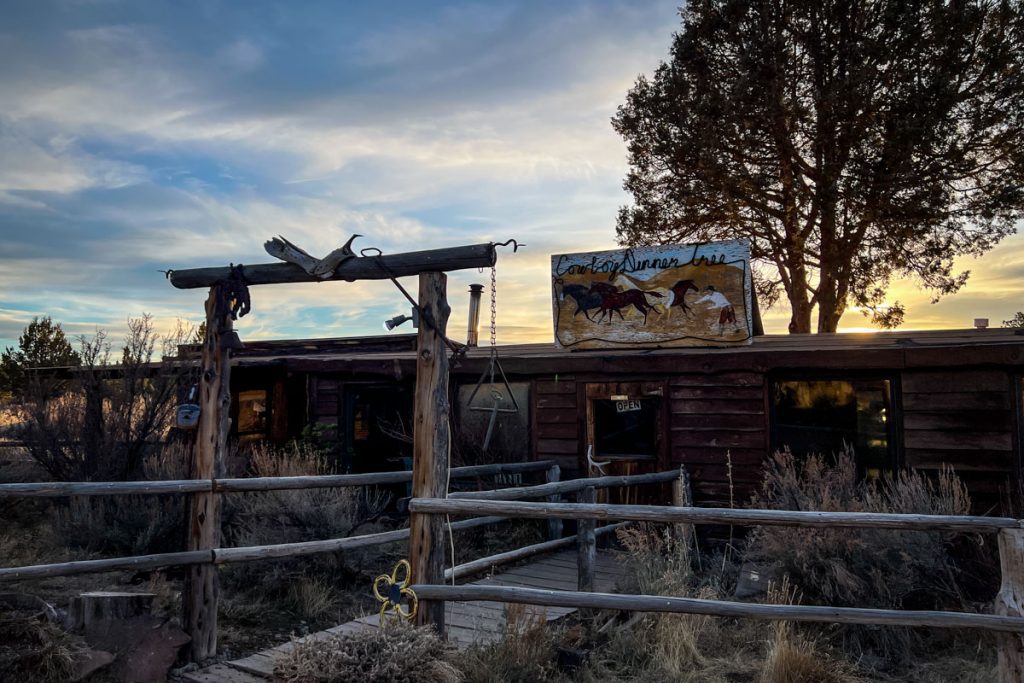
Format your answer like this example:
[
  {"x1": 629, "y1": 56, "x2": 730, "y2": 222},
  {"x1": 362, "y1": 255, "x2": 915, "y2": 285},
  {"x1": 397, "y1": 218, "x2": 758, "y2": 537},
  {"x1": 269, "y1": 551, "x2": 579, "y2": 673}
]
[{"x1": 273, "y1": 621, "x2": 461, "y2": 683}]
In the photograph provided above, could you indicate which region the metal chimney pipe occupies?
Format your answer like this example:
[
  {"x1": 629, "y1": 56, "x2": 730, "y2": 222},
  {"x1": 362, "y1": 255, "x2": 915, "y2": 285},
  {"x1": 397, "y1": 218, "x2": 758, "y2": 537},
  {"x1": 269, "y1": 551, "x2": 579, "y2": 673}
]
[{"x1": 467, "y1": 284, "x2": 484, "y2": 346}]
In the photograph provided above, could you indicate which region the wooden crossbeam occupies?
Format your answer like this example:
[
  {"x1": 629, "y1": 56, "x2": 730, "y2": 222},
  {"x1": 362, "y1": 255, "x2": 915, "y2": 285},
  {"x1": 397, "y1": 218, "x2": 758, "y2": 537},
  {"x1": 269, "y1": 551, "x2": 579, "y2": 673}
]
[{"x1": 167, "y1": 243, "x2": 497, "y2": 289}]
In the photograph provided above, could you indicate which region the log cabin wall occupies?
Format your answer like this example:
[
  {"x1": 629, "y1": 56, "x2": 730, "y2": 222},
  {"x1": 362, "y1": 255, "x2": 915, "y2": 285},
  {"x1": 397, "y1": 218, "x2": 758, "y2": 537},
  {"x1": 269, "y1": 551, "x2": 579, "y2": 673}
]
[
  {"x1": 668, "y1": 371, "x2": 768, "y2": 506},
  {"x1": 226, "y1": 329, "x2": 1024, "y2": 514},
  {"x1": 310, "y1": 376, "x2": 340, "y2": 432},
  {"x1": 533, "y1": 377, "x2": 580, "y2": 475},
  {"x1": 901, "y1": 369, "x2": 1016, "y2": 511}
]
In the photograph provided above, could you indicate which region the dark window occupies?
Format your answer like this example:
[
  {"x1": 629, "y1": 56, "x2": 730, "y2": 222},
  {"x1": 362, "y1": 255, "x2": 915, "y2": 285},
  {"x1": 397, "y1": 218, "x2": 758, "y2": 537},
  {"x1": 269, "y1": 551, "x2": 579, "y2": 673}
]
[
  {"x1": 237, "y1": 389, "x2": 268, "y2": 442},
  {"x1": 771, "y1": 378, "x2": 893, "y2": 475},
  {"x1": 593, "y1": 397, "x2": 659, "y2": 461}
]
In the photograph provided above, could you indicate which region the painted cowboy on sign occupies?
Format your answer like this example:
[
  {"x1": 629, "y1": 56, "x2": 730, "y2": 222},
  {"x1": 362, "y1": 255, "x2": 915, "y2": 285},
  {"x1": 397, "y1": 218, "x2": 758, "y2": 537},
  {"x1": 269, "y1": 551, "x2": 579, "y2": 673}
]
[{"x1": 551, "y1": 239, "x2": 752, "y2": 349}]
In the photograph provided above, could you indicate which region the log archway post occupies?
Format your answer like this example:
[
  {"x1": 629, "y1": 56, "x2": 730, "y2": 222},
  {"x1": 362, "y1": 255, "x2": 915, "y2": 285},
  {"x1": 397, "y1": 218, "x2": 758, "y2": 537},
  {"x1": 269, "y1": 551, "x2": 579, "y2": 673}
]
[
  {"x1": 409, "y1": 272, "x2": 451, "y2": 632},
  {"x1": 996, "y1": 527, "x2": 1024, "y2": 682},
  {"x1": 184, "y1": 287, "x2": 233, "y2": 662}
]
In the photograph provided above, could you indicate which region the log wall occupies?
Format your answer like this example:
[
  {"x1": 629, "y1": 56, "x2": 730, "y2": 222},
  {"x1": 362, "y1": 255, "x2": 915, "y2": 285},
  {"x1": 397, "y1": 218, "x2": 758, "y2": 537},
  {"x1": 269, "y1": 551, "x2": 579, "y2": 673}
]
[
  {"x1": 902, "y1": 369, "x2": 1017, "y2": 508},
  {"x1": 533, "y1": 377, "x2": 580, "y2": 475},
  {"x1": 667, "y1": 371, "x2": 768, "y2": 506}
]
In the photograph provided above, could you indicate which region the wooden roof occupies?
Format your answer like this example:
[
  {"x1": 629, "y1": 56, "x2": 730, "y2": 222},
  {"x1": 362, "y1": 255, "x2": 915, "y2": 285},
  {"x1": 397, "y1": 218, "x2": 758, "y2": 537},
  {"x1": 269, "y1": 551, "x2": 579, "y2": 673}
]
[{"x1": 230, "y1": 328, "x2": 1024, "y2": 376}]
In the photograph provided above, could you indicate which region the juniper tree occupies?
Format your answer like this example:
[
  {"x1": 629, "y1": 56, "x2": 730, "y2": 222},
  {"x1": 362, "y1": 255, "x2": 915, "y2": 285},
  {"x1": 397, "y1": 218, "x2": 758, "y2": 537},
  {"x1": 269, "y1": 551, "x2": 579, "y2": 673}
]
[{"x1": 613, "y1": 0, "x2": 1024, "y2": 332}]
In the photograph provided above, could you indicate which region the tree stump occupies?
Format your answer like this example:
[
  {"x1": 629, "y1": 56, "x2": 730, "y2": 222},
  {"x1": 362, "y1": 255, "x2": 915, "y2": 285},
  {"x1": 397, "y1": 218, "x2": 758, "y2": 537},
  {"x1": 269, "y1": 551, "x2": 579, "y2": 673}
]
[{"x1": 67, "y1": 592, "x2": 154, "y2": 632}]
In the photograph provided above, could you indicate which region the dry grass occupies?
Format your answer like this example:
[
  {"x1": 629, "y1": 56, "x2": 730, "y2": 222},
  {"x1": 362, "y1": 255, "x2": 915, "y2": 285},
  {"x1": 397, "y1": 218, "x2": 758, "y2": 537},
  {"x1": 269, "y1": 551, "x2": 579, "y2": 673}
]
[
  {"x1": 273, "y1": 620, "x2": 462, "y2": 683},
  {"x1": 761, "y1": 621, "x2": 862, "y2": 683},
  {"x1": 0, "y1": 609, "x2": 82, "y2": 681},
  {"x1": 760, "y1": 579, "x2": 862, "y2": 683},
  {"x1": 458, "y1": 602, "x2": 559, "y2": 683},
  {"x1": 288, "y1": 578, "x2": 339, "y2": 621}
]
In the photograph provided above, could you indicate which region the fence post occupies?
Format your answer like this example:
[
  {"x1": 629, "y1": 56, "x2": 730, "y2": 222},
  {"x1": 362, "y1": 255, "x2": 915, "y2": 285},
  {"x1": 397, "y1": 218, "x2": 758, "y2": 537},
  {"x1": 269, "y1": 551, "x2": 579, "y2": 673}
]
[
  {"x1": 409, "y1": 272, "x2": 450, "y2": 633},
  {"x1": 672, "y1": 466, "x2": 694, "y2": 548},
  {"x1": 184, "y1": 287, "x2": 231, "y2": 663},
  {"x1": 996, "y1": 527, "x2": 1024, "y2": 682},
  {"x1": 576, "y1": 485, "x2": 596, "y2": 593},
  {"x1": 546, "y1": 464, "x2": 562, "y2": 541}
]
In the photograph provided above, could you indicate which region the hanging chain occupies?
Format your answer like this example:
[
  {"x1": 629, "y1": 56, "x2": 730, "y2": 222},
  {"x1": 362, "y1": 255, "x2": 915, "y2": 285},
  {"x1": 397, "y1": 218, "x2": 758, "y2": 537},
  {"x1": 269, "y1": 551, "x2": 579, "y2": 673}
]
[{"x1": 489, "y1": 264, "x2": 498, "y2": 354}]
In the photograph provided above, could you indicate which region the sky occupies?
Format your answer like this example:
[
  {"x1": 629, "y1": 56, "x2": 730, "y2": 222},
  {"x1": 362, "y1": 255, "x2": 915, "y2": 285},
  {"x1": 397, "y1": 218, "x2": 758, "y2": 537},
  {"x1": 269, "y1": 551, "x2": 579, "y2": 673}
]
[{"x1": 1, "y1": 0, "x2": 1022, "y2": 353}]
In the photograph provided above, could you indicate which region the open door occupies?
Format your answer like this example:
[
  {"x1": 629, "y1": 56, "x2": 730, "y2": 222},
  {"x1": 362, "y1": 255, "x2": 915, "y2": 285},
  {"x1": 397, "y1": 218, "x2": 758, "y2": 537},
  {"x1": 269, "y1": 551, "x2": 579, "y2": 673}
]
[{"x1": 584, "y1": 381, "x2": 668, "y2": 504}]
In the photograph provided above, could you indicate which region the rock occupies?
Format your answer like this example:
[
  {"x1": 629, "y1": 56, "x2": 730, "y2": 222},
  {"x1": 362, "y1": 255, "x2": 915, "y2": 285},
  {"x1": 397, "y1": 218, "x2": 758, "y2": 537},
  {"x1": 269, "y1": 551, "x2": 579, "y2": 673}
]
[
  {"x1": 71, "y1": 649, "x2": 115, "y2": 681},
  {"x1": 84, "y1": 615, "x2": 191, "y2": 683},
  {"x1": 734, "y1": 561, "x2": 779, "y2": 599}
]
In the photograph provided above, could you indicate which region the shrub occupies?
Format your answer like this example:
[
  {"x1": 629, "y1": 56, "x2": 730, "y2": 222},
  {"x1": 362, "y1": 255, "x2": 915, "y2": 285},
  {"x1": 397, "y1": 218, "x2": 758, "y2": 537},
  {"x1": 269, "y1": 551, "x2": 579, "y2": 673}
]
[
  {"x1": 273, "y1": 621, "x2": 462, "y2": 683},
  {"x1": 53, "y1": 442, "x2": 190, "y2": 557},
  {"x1": 744, "y1": 449, "x2": 980, "y2": 666},
  {"x1": 746, "y1": 449, "x2": 973, "y2": 609},
  {"x1": 220, "y1": 442, "x2": 390, "y2": 617}
]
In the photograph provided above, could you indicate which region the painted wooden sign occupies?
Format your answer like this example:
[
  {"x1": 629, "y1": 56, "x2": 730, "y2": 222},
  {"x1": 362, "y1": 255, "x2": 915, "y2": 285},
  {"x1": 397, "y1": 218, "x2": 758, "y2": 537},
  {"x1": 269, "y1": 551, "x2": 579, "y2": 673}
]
[{"x1": 551, "y1": 239, "x2": 752, "y2": 349}]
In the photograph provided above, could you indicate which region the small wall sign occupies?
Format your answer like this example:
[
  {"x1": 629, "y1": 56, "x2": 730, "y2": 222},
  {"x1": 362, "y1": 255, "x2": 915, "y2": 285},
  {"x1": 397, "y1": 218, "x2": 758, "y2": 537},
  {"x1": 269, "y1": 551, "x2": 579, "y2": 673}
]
[
  {"x1": 615, "y1": 399, "x2": 642, "y2": 413},
  {"x1": 551, "y1": 239, "x2": 752, "y2": 349}
]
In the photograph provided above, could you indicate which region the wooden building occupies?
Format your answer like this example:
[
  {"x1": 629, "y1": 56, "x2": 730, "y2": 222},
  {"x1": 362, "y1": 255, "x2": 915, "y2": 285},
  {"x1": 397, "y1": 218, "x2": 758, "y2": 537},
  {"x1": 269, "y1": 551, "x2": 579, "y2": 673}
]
[{"x1": 221, "y1": 328, "x2": 1024, "y2": 512}]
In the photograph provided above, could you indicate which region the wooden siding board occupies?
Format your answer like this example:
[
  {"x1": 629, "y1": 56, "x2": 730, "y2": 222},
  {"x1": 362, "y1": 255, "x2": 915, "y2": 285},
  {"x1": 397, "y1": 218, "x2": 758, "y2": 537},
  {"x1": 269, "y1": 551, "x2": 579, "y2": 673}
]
[
  {"x1": 536, "y1": 439, "x2": 579, "y2": 455},
  {"x1": 669, "y1": 429, "x2": 766, "y2": 449},
  {"x1": 535, "y1": 380, "x2": 577, "y2": 395},
  {"x1": 669, "y1": 372, "x2": 764, "y2": 387},
  {"x1": 905, "y1": 450, "x2": 1014, "y2": 473},
  {"x1": 537, "y1": 395, "x2": 576, "y2": 410},
  {"x1": 903, "y1": 412, "x2": 1013, "y2": 432},
  {"x1": 535, "y1": 407, "x2": 578, "y2": 424},
  {"x1": 902, "y1": 392, "x2": 1010, "y2": 411},
  {"x1": 669, "y1": 386, "x2": 766, "y2": 401},
  {"x1": 904, "y1": 430, "x2": 1013, "y2": 451},
  {"x1": 671, "y1": 399, "x2": 765, "y2": 415},
  {"x1": 902, "y1": 371, "x2": 1009, "y2": 393}
]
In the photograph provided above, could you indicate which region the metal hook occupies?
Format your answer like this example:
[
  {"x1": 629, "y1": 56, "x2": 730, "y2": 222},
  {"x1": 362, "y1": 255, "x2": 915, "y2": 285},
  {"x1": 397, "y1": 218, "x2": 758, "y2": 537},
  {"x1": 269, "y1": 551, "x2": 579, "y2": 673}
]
[
  {"x1": 360, "y1": 247, "x2": 383, "y2": 257},
  {"x1": 493, "y1": 239, "x2": 524, "y2": 252}
]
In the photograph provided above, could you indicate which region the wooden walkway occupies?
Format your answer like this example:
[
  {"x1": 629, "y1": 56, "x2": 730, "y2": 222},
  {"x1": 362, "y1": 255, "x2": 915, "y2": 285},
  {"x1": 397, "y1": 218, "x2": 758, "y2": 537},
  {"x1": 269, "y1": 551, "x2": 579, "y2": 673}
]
[{"x1": 183, "y1": 549, "x2": 624, "y2": 682}]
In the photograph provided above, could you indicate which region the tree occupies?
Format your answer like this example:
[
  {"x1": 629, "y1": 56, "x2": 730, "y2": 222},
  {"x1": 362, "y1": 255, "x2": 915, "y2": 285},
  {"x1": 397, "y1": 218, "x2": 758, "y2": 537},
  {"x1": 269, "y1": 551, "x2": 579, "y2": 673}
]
[
  {"x1": 1003, "y1": 312, "x2": 1024, "y2": 328},
  {"x1": 20, "y1": 315, "x2": 193, "y2": 481},
  {"x1": 0, "y1": 316, "x2": 80, "y2": 397},
  {"x1": 613, "y1": 0, "x2": 1024, "y2": 332}
]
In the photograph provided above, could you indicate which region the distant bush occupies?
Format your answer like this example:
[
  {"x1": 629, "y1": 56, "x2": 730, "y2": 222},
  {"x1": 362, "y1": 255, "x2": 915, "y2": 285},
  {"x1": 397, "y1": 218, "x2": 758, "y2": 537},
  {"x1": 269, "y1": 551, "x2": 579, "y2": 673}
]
[
  {"x1": 53, "y1": 442, "x2": 190, "y2": 557},
  {"x1": 274, "y1": 621, "x2": 462, "y2": 683},
  {"x1": 220, "y1": 443, "x2": 390, "y2": 618}
]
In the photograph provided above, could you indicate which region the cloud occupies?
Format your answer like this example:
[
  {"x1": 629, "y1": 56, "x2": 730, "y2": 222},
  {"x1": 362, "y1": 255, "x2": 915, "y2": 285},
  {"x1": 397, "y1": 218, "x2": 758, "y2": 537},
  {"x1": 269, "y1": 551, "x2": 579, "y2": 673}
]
[{"x1": 2, "y1": 0, "x2": 1019, "y2": 355}]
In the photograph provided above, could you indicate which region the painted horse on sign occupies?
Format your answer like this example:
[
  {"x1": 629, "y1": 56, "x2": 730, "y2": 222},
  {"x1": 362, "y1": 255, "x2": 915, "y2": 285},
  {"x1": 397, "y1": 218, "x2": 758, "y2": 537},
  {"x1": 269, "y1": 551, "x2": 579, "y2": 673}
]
[{"x1": 551, "y1": 239, "x2": 752, "y2": 350}]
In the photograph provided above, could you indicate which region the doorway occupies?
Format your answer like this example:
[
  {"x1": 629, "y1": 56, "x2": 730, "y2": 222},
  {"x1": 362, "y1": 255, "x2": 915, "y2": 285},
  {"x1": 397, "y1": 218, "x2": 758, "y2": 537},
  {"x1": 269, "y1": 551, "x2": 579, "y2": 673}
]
[{"x1": 584, "y1": 381, "x2": 668, "y2": 504}]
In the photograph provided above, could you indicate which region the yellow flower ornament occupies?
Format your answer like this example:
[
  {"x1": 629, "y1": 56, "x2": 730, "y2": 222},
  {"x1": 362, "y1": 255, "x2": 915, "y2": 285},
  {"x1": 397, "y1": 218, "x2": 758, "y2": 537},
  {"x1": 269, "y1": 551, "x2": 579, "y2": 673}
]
[{"x1": 373, "y1": 559, "x2": 418, "y2": 623}]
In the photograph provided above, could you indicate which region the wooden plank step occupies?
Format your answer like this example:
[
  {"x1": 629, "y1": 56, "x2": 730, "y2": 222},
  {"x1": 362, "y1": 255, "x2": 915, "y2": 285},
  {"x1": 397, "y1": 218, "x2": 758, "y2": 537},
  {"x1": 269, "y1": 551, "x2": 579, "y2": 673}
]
[
  {"x1": 226, "y1": 651, "x2": 277, "y2": 677},
  {"x1": 180, "y1": 663, "x2": 267, "y2": 682}
]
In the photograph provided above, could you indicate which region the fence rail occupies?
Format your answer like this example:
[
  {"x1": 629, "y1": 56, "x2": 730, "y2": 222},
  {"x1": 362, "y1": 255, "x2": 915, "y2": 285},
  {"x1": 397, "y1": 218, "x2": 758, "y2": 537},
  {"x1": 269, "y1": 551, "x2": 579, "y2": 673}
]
[
  {"x1": 410, "y1": 498, "x2": 1022, "y2": 533},
  {"x1": 0, "y1": 460, "x2": 558, "y2": 498},
  {"x1": 410, "y1": 584, "x2": 1024, "y2": 633}
]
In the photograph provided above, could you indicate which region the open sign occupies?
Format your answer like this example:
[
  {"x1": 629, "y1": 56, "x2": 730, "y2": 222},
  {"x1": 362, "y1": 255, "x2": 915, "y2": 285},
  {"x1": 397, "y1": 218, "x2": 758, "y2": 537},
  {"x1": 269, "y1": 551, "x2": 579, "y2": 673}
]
[{"x1": 615, "y1": 399, "x2": 642, "y2": 413}]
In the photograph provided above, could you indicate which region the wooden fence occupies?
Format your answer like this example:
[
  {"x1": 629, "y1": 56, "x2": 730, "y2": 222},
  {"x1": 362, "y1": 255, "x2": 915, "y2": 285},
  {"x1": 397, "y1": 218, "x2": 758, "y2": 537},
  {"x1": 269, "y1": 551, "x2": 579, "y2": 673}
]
[
  {"x1": 0, "y1": 460, "x2": 678, "y2": 662},
  {"x1": 4, "y1": 463, "x2": 1023, "y2": 679},
  {"x1": 408, "y1": 487, "x2": 1024, "y2": 682}
]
